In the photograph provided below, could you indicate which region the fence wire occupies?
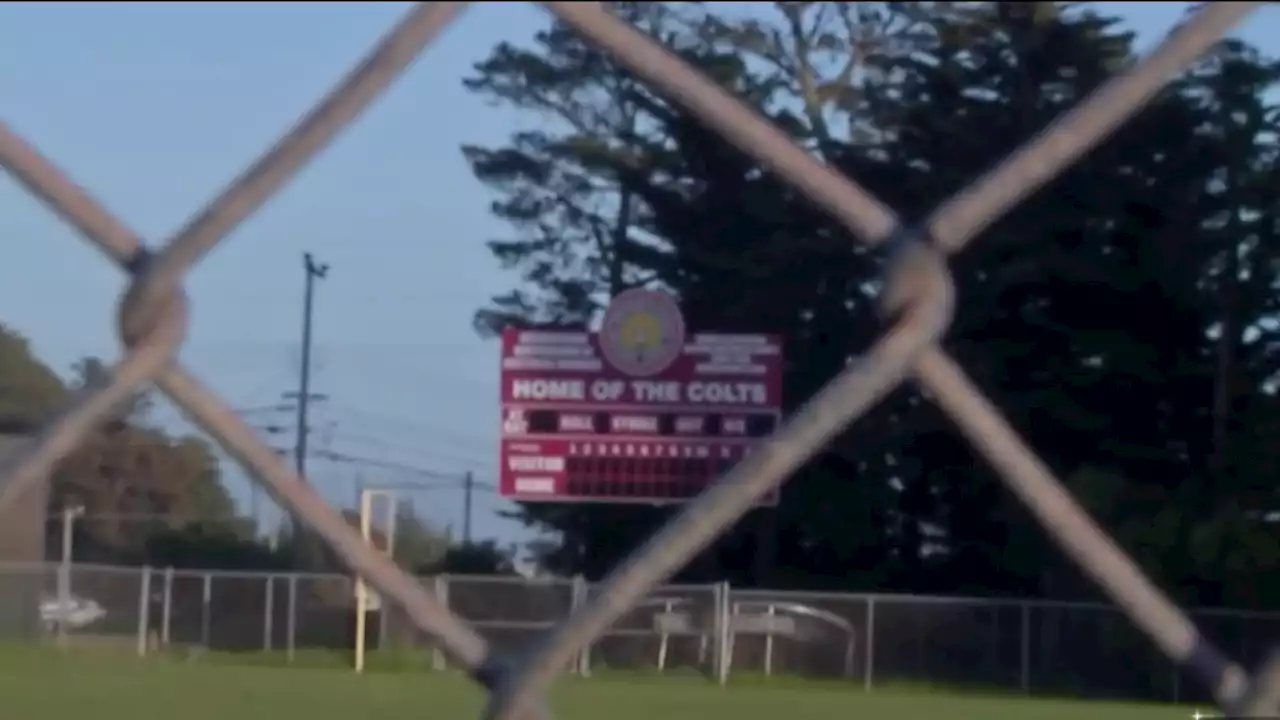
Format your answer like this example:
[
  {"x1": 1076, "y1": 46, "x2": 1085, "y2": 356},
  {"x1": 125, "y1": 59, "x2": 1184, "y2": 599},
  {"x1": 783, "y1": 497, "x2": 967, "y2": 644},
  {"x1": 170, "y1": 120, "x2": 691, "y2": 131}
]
[{"x1": 0, "y1": 2, "x2": 1272, "y2": 719}]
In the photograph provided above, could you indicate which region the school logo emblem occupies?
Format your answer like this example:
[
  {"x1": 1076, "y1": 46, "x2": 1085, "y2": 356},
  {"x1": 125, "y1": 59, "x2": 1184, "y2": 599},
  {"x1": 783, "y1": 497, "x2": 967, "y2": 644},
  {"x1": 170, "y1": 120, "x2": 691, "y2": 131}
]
[{"x1": 599, "y1": 289, "x2": 686, "y2": 377}]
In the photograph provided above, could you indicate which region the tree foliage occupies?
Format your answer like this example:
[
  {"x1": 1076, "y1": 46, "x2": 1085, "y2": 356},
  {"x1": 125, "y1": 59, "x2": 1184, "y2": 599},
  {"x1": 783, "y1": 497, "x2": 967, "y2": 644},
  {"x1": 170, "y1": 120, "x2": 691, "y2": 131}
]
[
  {"x1": 464, "y1": 1, "x2": 1280, "y2": 609},
  {"x1": 145, "y1": 521, "x2": 291, "y2": 571},
  {"x1": 0, "y1": 325, "x2": 66, "y2": 432},
  {"x1": 0, "y1": 323, "x2": 253, "y2": 565},
  {"x1": 426, "y1": 540, "x2": 517, "y2": 576}
]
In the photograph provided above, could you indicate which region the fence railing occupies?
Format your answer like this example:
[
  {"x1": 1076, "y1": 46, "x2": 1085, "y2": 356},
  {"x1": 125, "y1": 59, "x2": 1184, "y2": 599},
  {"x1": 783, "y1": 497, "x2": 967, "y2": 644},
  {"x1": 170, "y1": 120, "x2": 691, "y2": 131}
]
[{"x1": 4, "y1": 561, "x2": 1277, "y2": 704}]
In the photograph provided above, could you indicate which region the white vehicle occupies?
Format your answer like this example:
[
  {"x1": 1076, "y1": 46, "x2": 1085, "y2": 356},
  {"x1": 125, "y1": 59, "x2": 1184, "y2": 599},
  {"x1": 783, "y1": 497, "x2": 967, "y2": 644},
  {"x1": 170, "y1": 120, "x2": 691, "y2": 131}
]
[{"x1": 39, "y1": 594, "x2": 107, "y2": 631}]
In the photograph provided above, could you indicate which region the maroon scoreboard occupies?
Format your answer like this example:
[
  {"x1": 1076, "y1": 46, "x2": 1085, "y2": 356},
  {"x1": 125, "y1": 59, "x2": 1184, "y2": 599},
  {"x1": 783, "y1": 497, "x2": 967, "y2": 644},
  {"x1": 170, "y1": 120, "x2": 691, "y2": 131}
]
[{"x1": 499, "y1": 289, "x2": 783, "y2": 505}]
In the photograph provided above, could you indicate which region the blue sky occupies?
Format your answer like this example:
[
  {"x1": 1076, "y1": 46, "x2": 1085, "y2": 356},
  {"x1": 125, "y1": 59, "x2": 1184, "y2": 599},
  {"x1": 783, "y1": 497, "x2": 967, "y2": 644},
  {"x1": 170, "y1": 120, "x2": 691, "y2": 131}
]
[{"x1": 1, "y1": 2, "x2": 1278, "y2": 549}]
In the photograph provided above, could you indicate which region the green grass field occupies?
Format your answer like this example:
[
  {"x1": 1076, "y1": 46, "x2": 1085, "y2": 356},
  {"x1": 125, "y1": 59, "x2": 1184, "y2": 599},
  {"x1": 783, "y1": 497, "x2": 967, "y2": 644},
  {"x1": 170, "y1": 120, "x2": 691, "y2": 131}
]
[{"x1": 0, "y1": 648, "x2": 1195, "y2": 720}]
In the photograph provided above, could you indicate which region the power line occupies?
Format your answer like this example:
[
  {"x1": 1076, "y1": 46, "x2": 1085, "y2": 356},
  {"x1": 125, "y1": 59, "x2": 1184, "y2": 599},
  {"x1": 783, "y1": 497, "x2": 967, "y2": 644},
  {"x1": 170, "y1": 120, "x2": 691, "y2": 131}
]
[
  {"x1": 313, "y1": 403, "x2": 498, "y2": 464},
  {"x1": 228, "y1": 398, "x2": 502, "y2": 544},
  {"x1": 236, "y1": 396, "x2": 500, "y2": 473},
  {"x1": 234, "y1": 403, "x2": 295, "y2": 416},
  {"x1": 314, "y1": 425, "x2": 495, "y2": 471},
  {"x1": 312, "y1": 448, "x2": 491, "y2": 487},
  {"x1": 316, "y1": 452, "x2": 490, "y2": 543}
]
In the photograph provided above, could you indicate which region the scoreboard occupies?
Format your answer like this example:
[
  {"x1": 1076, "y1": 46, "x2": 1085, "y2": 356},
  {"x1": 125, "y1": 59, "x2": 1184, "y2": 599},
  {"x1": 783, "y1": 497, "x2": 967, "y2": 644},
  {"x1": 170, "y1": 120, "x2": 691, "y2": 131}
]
[{"x1": 499, "y1": 290, "x2": 783, "y2": 505}]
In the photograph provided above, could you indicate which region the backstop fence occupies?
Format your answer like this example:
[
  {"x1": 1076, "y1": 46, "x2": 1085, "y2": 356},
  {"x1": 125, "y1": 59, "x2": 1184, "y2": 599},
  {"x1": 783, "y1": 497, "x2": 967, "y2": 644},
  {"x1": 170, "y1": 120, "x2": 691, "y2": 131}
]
[
  {"x1": 4, "y1": 561, "x2": 1280, "y2": 705},
  {"x1": 0, "y1": 3, "x2": 1275, "y2": 719}
]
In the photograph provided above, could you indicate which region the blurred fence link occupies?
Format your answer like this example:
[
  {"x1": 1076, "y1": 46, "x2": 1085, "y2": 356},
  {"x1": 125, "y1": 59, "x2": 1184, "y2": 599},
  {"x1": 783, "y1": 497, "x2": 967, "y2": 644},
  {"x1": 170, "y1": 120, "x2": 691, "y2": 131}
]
[{"x1": 0, "y1": 2, "x2": 1273, "y2": 718}]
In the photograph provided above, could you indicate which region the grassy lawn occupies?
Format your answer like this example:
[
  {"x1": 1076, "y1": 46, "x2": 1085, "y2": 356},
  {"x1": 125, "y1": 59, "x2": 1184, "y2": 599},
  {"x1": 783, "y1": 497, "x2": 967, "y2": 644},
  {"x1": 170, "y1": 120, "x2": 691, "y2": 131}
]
[{"x1": 0, "y1": 648, "x2": 1194, "y2": 720}]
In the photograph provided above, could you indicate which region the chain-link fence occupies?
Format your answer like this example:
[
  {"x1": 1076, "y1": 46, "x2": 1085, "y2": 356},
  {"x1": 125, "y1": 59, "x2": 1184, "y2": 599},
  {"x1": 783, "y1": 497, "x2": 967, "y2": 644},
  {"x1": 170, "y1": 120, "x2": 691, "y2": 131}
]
[
  {"x1": 4, "y1": 562, "x2": 1279, "y2": 705},
  {"x1": 0, "y1": 3, "x2": 1274, "y2": 718}
]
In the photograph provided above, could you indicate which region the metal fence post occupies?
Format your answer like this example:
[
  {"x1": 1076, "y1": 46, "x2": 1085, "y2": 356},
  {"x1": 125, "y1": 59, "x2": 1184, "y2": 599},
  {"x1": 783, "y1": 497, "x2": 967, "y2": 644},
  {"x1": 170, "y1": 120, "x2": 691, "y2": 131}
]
[
  {"x1": 286, "y1": 573, "x2": 298, "y2": 664},
  {"x1": 571, "y1": 574, "x2": 589, "y2": 676},
  {"x1": 1020, "y1": 600, "x2": 1032, "y2": 693},
  {"x1": 715, "y1": 580, "x2": 731, "y2": 686},
  {"x1": 374, "y1": 564, "x2": 390, "y2": 655},
  {"x1": 863, "y1": 595, "x2": 876, "y2": 691},
  {"x1": 432, "y1": 574, "x2": 449, "y2": 671},
  {"x1": 263, "y1": 573, "x2": 275, "y2": 652},
  {"x1": 763, "y1": 603, "x2": 777, "y2": 677},
  {"x1": 55, "y1": 555, "x2": 71, "y2": 647},
  {"x1": 160, "y1": 567, "x2": 174, "y2": 647},
  {"x1": 136, "y1": 565, "x2": 152, "y2": 657},
  {"x1": 200, "y1": 572, "x2": 212, "y2": 648},
  {"x1": 56, "y1": 570, "x2": 69, "y2": 648}
]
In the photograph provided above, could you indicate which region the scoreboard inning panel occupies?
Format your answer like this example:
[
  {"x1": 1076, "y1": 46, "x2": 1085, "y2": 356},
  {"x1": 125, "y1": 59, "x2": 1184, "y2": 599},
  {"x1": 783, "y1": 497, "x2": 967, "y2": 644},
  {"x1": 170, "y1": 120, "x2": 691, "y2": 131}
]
[
  {"x1": 521, "y1": 409, "x2": 778, "y2": 438},
  {"x1": 502, "y1": 408, "x2": 780, "y2": 502}
]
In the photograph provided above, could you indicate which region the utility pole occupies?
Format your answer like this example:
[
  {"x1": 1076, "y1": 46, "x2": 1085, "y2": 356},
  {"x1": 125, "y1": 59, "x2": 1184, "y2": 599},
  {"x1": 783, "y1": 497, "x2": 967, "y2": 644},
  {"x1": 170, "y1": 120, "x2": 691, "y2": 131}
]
[
  {"x1": 462, "y1": 471, "x2": 474, "y2": 545},
  {"x1": 294, "y1": 252, "x2": 328, "y2": 484},
  {"x1": 288, "y1": 252, "x2": 328, "y2": 566}
]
